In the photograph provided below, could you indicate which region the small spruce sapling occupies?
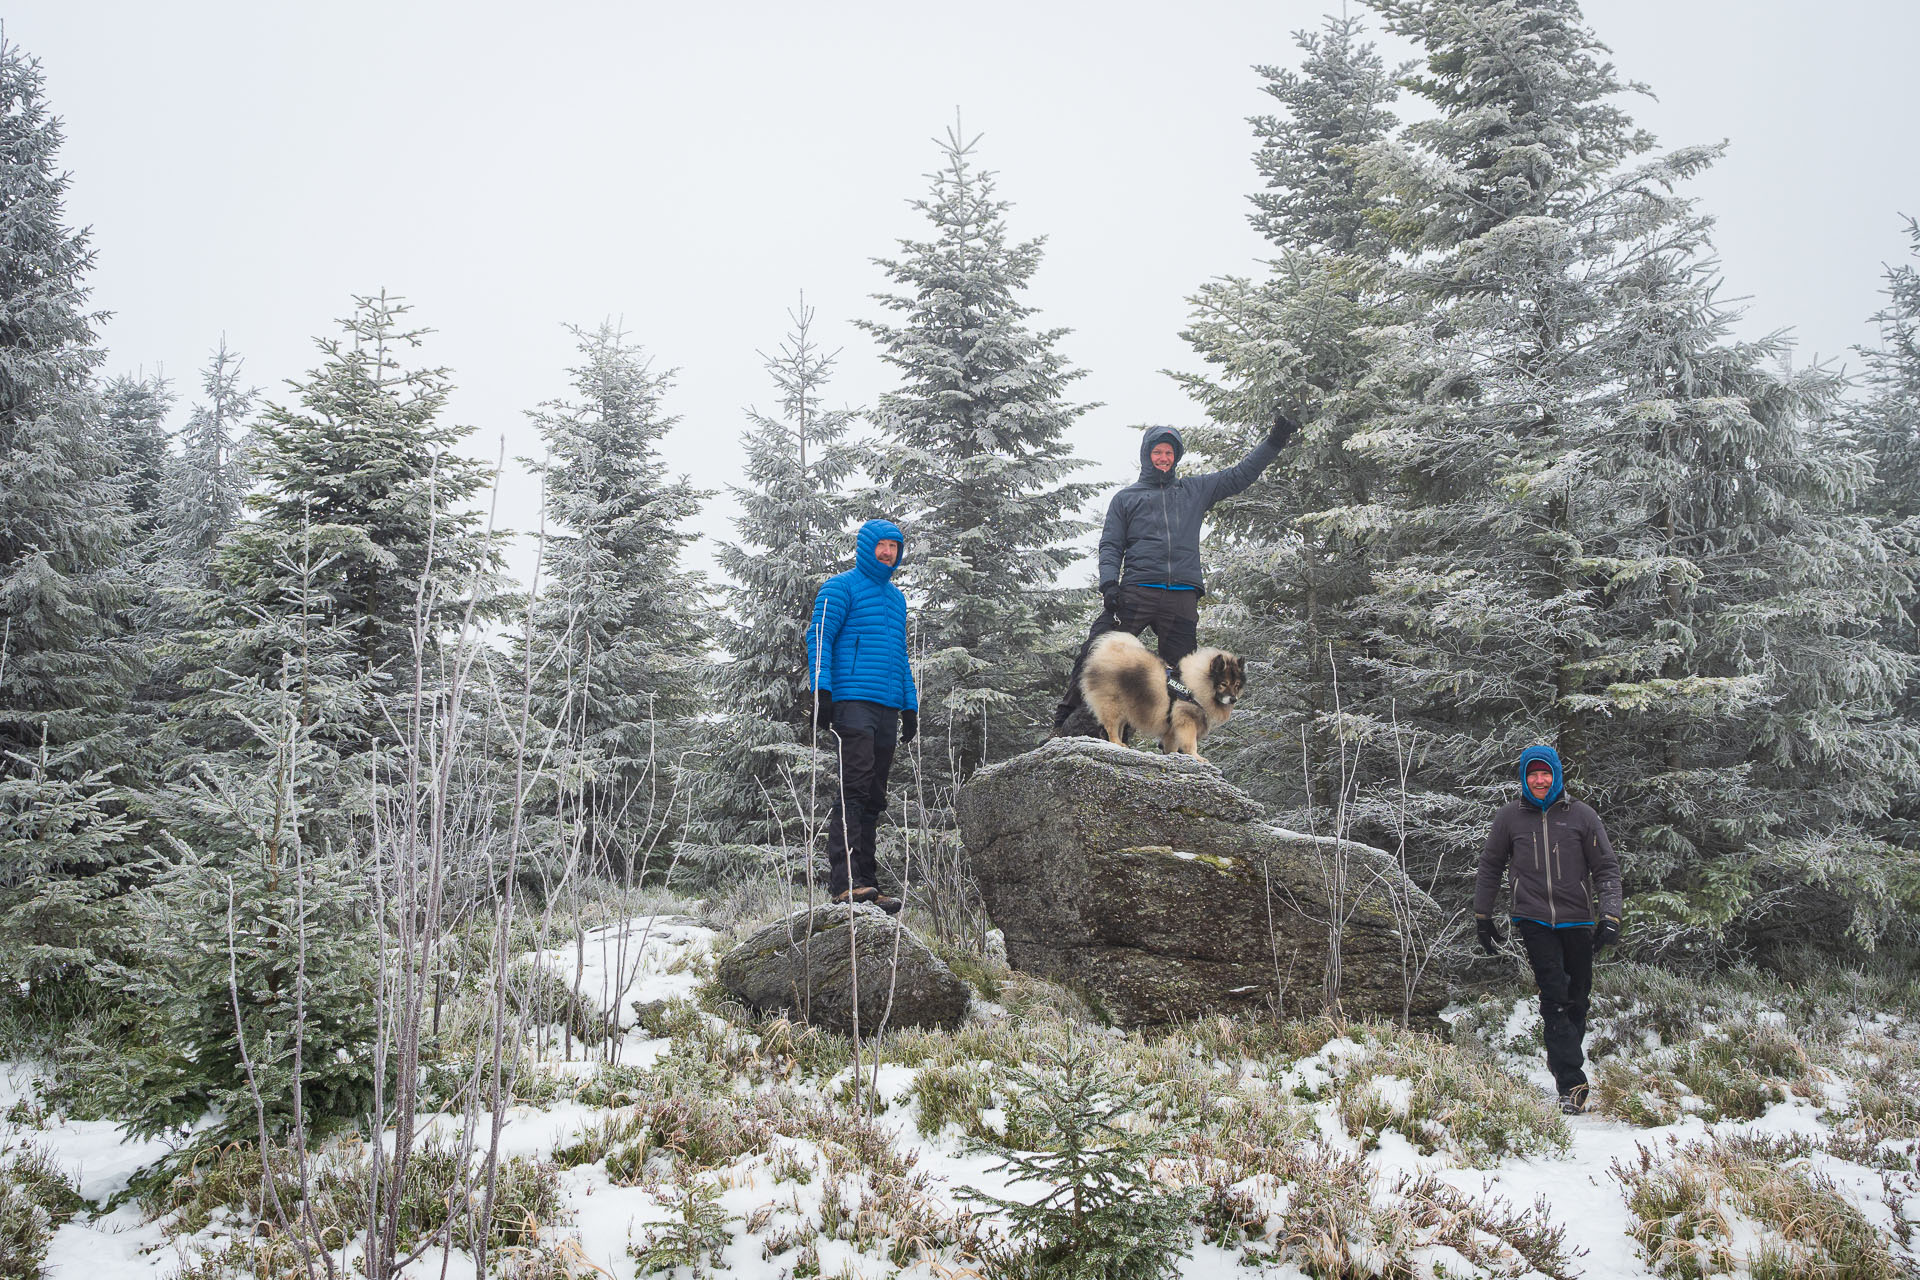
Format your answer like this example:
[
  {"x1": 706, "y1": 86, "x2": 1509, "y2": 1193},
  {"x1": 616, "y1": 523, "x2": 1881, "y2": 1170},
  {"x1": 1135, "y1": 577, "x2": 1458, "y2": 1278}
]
[
  {"x1": 628, "y1": 1173, "x2": 734, "y2": 1276},
  {"x1": 961, "y1": 1035, "x2": 1201, "y2": 1280}
]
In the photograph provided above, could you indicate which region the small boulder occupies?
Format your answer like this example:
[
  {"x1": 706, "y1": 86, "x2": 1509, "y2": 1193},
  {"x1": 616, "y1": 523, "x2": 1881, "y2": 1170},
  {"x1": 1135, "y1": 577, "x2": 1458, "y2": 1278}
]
[{"x1": 716, "y1": 903, "x2": 971, "y2": 1034}]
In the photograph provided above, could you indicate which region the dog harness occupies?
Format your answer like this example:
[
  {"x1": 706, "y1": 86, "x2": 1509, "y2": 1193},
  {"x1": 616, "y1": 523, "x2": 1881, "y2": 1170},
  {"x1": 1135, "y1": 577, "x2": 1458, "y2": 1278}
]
[{"x1": 1164, "y1": 669, "x2": 1201, "y2": 728}]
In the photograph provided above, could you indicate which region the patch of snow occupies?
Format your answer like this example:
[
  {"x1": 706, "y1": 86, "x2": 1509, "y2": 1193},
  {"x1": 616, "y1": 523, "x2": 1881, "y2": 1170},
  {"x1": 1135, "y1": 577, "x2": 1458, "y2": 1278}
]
[
  {"x1": 521, "y1": 914, "x2": 717, "y2": 1035},
  {"x1": 1363, "y1": 1074, "x2": 1414, "y2": 1117},
  {"x1": 42, "y1": 1203, "x2": 171, "y2": 1280}
]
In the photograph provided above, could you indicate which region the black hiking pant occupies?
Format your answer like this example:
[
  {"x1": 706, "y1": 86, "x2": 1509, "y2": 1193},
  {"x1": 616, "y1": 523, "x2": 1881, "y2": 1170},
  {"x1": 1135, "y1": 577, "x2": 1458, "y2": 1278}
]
[
  {"x1": 825, "y1": 700, "x2": 898, "y2": 897},
  {"x1": 1517, "y1": 920, "x2": 1595, "y2": 1097},
  {"x1": 1053, "y1": 585, "x2": 1201, "y2": 730}
]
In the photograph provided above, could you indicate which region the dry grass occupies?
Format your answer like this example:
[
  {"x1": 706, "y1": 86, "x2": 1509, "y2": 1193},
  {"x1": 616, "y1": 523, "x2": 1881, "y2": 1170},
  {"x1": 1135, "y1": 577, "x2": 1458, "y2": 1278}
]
[
  {"x1": 1330, "y1": 1025, "x2": 1570, "y2": 1163},
  {"x1": 0, "y1": 1142, "x2": 84, "y2": 1280},
  {"x1": 1614, "y1": 1133, "x2": 1906, "y2": 1280}
]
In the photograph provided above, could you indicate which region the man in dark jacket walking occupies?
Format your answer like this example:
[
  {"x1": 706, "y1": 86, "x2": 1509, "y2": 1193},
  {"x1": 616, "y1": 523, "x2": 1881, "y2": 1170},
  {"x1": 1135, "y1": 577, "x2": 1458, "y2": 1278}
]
[
  {"x1": 1475, "y1": 744, "x2": 1624, "y2": 1114},
  {"x1": 1053, "y1": 408, "x2": 1299, "y2": 731},
  {"x1": 806, "y1": 518, "x2": 919, "y2": 914}
]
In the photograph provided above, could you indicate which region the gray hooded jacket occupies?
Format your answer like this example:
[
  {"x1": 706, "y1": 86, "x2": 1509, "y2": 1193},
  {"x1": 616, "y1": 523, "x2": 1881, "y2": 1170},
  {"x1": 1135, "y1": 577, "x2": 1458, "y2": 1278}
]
[
  {"x1": 1474, "y1": 746, "x2": 1623, "y2": 927},
  {"x1": 1097, "y1": 427, "x2": 1281, "y2": 593}
]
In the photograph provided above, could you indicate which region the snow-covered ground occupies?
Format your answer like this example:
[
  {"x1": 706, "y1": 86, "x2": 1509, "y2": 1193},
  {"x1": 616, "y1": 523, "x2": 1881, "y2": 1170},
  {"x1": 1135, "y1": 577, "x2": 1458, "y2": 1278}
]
[{"x1": 8, "y1": 916, "x2": 1915, "y2": 1279}]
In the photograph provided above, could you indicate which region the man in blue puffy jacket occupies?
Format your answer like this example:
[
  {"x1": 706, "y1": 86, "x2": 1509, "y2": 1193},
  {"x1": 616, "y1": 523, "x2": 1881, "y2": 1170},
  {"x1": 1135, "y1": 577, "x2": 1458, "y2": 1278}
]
[
  {"x1": 806, "y1": 518, "x2": 919, "y2": 914},
  {"x1": 1053, "y1": 407, "x2": 1300, "y2": 732}
]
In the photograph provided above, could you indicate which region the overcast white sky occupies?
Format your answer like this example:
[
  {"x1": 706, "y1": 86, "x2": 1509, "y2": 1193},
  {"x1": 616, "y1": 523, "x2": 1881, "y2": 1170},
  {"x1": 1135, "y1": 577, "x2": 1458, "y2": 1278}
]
[{"x1": 14, "y1": 1, "x2": 1920, "y2": 588}]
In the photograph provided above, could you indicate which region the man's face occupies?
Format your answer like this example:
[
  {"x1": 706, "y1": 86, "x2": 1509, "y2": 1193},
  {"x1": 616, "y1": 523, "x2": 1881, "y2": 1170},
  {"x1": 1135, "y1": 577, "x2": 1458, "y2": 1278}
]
[
  {"x1": 874, "y1": 538, "x2": 900, "y2": 566},
  {"x1": 1527, "y1": 766, "x2": 1554, "y2": 800},
  {"x1": 1150, "y1": 442, "x2": 1177, "y2": 472}
]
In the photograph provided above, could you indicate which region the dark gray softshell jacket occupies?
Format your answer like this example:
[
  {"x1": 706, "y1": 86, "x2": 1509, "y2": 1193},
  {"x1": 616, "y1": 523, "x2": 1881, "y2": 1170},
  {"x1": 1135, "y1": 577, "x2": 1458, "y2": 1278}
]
[
  {"x1": 1475, "y1": 798, "x2": 1624, "y2": 926},
  {"x1": 1097, "y1": 426, "x2": 1281, "y2": 594}
]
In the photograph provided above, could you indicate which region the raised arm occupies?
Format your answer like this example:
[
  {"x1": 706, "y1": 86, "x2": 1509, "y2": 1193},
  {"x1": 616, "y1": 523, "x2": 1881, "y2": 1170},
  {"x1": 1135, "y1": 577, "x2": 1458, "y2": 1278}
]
[
  {"x1": 1188, "y1": 435, "x2": 1282, "y2": 507},
  {"x1": 1187, "y1": 406, "x2": 1300, "y2": 507}
]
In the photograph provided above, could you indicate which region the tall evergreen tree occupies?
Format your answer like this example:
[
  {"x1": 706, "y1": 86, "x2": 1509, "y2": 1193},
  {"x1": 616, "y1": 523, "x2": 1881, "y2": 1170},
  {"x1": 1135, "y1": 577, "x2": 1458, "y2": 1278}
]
[
  {"x1": 700, "y1": 299, "x2": 862, "y2": 844},
  {"x1": 528, "y1": 323, "x2": 710, "y2": 873},
  {"x1": 1335, "y1": 0, "x2": 1919, "y2": 948},
  {"x1": 216, "y1": 294, "x2": 494, "y2": 695},
  {"x1": 165, "y1": 341, "x2": 257, "y2": 578},
  {"x1": 0, "y1": 38, "x2": 137, "y2": 766},
  {"x1": 860, "y1": 123, "x2": 1097, "y2": 777},
  {"x1": 1852, "y1": 218, "x2": 1920, "y2": 850},
  {"x1": 1174, "y1": 15, "x2": 1406, "y2": 808},
  {"x1": 100, "y1": 371, "x2": 175, "y2": 562}
]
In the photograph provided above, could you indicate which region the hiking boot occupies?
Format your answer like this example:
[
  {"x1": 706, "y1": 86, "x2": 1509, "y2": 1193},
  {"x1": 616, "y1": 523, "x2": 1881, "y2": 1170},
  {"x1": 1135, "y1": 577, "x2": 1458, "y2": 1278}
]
[
  {"x1": 870, "y1": 891, "x2": 903, "y2": 915},
  {"x1": 1559, "y1": 1084, "x2": 1589, "y2": 1115}
]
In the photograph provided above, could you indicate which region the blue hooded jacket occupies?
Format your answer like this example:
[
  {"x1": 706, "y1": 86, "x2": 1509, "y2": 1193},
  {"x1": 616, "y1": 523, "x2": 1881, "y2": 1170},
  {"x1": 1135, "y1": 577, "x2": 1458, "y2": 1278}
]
[
  {"x1": 805, "y1": 519, "x2": 919, "y2": 712},
  {"x1": 1516, "y1": 744, "x2": 1566, "y2": 810}
]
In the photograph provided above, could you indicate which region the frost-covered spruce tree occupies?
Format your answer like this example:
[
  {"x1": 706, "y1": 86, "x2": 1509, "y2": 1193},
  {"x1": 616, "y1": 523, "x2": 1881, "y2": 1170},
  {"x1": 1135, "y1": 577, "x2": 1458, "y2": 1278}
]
[
  {"x1": 1850, "y1": 219, "x2": 1920, "y2": 852},
  {"x1": 1344, "y1": 0, "x2": 1918, "y2": 948},
  {"x1": 100, "y1": 372, "x2": 190, "y2": 772},
  {"x1": 0, "y1": 39, "x2": 137, "y2": 766},
  {"x1": 0, "y1": 744, "x2": 142, "y2": 1025},
  {"x1": 100, "y1": 372, "x2": 175, "y2": 563},
  {"x1": 860, "y1": 123, "x2": 1096, "y2": 777},
  {"x1": 699, "y1": 300, "x2": 861, "y2": 844},
  {"x1": 81, "y1": 582, "x2": 378, "y2": 1144},
  {"x1": 164, "y1": 341, "x2": 256, "y2": 579},
  {"x1": 960, "y1": 1036, "x2": 1201, "y2": 1280},
  {"x1": 1173, "y1": 15, "x2": 1405, "y2": 811},
  {"x1": 213, "y1": 294, "x2": 495, "y2": 726},
  {"x1": 528, "y1": 323, "x2": 710, "y2": 876}
]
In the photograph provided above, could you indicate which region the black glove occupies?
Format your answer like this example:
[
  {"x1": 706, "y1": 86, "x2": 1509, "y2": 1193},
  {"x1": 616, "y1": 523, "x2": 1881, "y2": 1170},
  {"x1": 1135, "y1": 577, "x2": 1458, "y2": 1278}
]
[
  {"x1": 811, "y1": 691, "x2": 835, "y2": 731},
  {"x1": 1267, "y1": 402, "x2": 1304, "y2": 448},
  {"x1": 1594, "y1": 915, "x2": 1621, "y2": 953},
  {"x1": 900, "y1": 709, "x2": 917, "y2": 745},
  {"x1": 1475, "y1": 915, "x2": 1505, "y2": 956},
  {"x1": 1099, "y1": 581, "x2": 1121, "y2": 617}
]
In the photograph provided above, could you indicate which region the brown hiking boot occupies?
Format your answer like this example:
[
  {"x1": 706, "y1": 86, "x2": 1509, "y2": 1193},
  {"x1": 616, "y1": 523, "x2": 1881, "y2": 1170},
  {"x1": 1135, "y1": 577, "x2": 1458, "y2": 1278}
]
[{"x1": 870, "y1": 892, "x2": 902, "y2": 915}]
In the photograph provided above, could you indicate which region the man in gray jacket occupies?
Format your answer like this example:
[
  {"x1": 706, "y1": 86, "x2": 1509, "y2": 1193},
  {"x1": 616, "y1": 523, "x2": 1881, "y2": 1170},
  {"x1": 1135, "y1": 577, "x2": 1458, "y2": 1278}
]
[
  {"x1": 1052, "y1": 408, "x2": 1299, "y2": 732},
  {"x1": 1475, "y1": 744, "x2": 1624, "y2": 1114}
]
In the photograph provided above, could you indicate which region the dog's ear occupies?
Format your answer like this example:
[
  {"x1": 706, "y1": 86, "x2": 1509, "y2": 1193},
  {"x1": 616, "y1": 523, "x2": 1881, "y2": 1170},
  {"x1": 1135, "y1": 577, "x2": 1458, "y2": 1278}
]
[
  {"x1": 1227, "y1": 655, "x2": 1245, "y2": 683},
  {"x1": 1210, "y1": 653, "x2": 1229, "y2": 683}
]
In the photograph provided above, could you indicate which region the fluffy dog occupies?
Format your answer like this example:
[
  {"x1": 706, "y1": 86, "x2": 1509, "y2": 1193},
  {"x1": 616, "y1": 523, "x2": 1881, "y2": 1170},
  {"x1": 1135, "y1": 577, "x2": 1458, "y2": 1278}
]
[{"x1": 1078, "y1": 632, "x2": 1245, "y2": 762}]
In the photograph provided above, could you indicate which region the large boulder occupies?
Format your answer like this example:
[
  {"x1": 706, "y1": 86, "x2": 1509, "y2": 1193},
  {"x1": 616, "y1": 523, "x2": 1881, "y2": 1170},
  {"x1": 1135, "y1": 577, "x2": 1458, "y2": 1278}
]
[
  {"x1": 716, "y1": 903, "x2": 971, "y2": 1034},
  {"x1": 954, "y1": 737, "x2": 1444, "y2": 1026}
]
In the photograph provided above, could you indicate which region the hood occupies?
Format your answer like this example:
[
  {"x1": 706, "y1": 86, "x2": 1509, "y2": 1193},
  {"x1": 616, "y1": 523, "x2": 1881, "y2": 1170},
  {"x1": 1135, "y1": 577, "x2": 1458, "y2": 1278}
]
[
  {"x1": 855, "y1": 518, "x2": 904, "y2": 583},
  {"x1": 1516, "y1": 744, "x2": 1565, "y2": 811},
  {"x1": 1138, "y1": 426, "x2": 1185, "y2": 485}
]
